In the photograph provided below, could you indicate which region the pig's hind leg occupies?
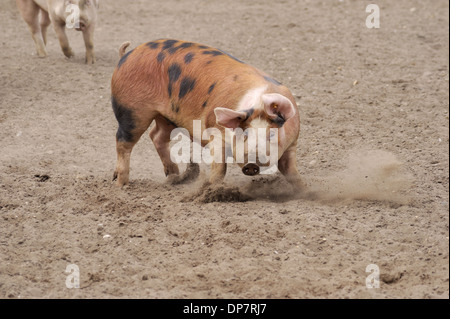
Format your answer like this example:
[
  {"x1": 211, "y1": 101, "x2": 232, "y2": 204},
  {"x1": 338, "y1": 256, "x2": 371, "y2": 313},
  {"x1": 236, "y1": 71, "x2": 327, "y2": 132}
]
[
  {"x1": 112, "y1": 99, "x2": 153, "y2": 187},
  {"x1": 149, "y1": 116, "x2": 181, "y2": 180},
  {"x1": 50, "y1": 15, "x2": 74, "y2": 59},
  {"x1": 149, "y1": 116, "x2": 199, "y2": 184},
  {"x1": 82, "y1": 24, "x2": 96, "y2": 64},
  {"x1": 16, "y1": 0, "x2": 47, "y2": 57},
  {"x1": 40, "y1": 9, "x2": 51, "y2": 45}
]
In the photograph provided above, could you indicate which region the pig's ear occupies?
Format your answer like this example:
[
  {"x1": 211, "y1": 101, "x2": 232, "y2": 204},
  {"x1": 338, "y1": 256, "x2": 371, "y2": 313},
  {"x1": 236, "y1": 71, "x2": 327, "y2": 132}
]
[
  {"x1": 214, "y1": 107, "x2": 248, "y2": 129},
  {"x1": 262, "y1": 93, "x2": 296, "y2": 124}
]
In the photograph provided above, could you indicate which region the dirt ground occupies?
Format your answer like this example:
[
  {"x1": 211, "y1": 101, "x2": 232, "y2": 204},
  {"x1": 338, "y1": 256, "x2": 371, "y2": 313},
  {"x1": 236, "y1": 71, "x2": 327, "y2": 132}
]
[{"x1": 0, "y1": 0, "x2": 448, "y2": 299}]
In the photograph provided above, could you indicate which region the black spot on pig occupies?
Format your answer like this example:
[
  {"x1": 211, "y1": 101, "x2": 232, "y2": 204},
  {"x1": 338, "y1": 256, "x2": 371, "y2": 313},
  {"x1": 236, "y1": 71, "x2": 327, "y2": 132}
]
[
  {"x1": 179, "y1": 42, "x2": 194, "y2": 49},
  {"x1": 168, "y1": 46, "x2": 183, "y2": 55},
  {"x1": 179, "y1": 77, "x2": 196, "y2": 99},
  {"x1": 168, "y1": 63, "x2": 182, "y2": 83},
  {"x1": 233, "y1": 75, "x2": 239, "y2": 81},
  {"x1": 112, "y1": 97, "x2": 136, "y2": 142},
  {"x1": 168, "y1": 63, "x2": 182, "y2": 97},
  {"x1": 162, "y1": 39, "x2": 178, "y2": 50},
  {"x1": 202, "y1": 100, "x2": 208, "y2": 108},
  {"x1": 146, "y1": 42, "x2": 159, "y2": 49},
  {"x1": 157, "y1": 51, "x2": 166, "y2": 63},
  {"x1": 202, "y1": 50, "x2": 224, "y2": 57},
  {"x1": 198, "y1": 45, "x2": 209, "y2": 49},
  {"x1": 208, "y1": 82, "x2": 216, "y2": 94},
  {"x1": 264, "y1": 75, "x2": 282, "y2": 86},
  {"x1": 117, "y1": 49, "x2": 134, "y2": 69},
  {"x1": 244, "y1": 108, "x2": 255, "y2": 120},
  {"x1": 184, "y1": 52, "x2": 194, "y2": 64},
  {"x1": 171, "y1": 101, "x2": 180, "y2": 113}
]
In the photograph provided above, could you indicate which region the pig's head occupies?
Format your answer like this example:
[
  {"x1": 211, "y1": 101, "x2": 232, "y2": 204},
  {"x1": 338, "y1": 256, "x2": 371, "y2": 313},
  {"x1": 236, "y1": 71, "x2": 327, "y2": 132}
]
[
  {"x1": 214, "y1": 93, "x2": 297, "y2": 176},
  {"x1": 65, "y1": 0, "x2": 99, "y2": 31}
]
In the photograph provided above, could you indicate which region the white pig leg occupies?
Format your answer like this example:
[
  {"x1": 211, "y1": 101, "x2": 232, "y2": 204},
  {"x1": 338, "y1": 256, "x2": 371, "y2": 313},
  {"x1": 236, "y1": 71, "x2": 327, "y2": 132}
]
[
  {"x1": 82, "y1": 24, "x2": 96, "y2": 64},
  {"x1": 16, "y1": 0, "x2": 47, "y2": 57},
  {"x1": 50, "y1": 16, "x2": 74, "y2": 59},
  {"x1": 40, "y1": 9, "x2": 51, "y2": 45},
  {"x1": 210, "y1": 162, "x2": 227, "y2": 184},
  {"x1": 209, "y1": 140, "x2": 227, "y2": 184},
  {"x1": 278, "y1": 145, "x2": 306, "y2": 191}
]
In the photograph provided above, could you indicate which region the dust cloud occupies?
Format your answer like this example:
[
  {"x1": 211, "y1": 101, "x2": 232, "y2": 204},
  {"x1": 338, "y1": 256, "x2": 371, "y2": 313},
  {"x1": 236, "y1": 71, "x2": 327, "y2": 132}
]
[
  {"x1": 185, "y1": 150, "x2": 413, "y2": 205},
  {"x1": 306, "y1": 150, "x2": 412, "y2": 204}
]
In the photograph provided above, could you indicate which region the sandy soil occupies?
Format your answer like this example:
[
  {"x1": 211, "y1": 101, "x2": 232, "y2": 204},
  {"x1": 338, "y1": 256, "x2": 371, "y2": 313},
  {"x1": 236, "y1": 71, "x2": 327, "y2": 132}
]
[{"x1": 0, "y1": 0, "x2": 448, "y2": 299}]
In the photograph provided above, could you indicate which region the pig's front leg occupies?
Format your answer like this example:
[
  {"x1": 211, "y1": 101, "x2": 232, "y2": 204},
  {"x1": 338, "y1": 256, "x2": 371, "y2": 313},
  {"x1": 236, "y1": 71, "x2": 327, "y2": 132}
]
[
  {"x1": 16, "y1": 0, "x2": 47, "y2": 57},
  {"x1": 51, "y1": 17, "x2": 74, "y2": 59},
  {"x1": 209, "y1": 162, "x2": 227, "y2": 184},
  {"x1": 207, "y1": 137, "x2": 227, "y2": 184},
  {"x1": 82, "y1": 24, "x2": 96, "y2": 64},
  {"x1": 278, "y1": 145, "x2": 306, "y2": 191}
]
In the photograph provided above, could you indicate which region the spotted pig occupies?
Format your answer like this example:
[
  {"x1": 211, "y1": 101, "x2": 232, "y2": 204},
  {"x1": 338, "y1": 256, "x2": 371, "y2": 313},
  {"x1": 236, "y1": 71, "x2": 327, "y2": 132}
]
[
  {"x1": 111, "y1": 39, "x2": 304, "y2": 189},
  {"x1": 16, "y1": 0, "x2": 99, "y2": 64}
]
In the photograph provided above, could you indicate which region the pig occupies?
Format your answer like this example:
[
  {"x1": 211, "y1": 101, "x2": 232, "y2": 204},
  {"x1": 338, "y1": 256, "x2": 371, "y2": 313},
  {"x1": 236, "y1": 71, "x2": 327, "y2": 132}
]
[
  {"x1": 16, "y1": 0, "x2": 99, "y2": 64},
  {"x1": 111, "y1": 39, "x2": 304, "y2": 190}
]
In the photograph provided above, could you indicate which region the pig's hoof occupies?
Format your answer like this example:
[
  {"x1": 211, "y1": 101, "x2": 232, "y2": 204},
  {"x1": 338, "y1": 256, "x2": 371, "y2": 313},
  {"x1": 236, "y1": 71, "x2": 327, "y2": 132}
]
[
  {"x1": 85, "y1": 56, "x2": 96, "y2": 64},
  {"x1": 293, "y1": 179, "x2": 307, "y2": 192},
  {"x1": 63, "y1": 48, "x2": 75, "y2": 59},
  {"x1": 172, "y1": 163, "x2": 200, "y2": 185},
  {"x1": 165, "y1": 174, "x2": 180, "y2": 185},
  {"x1": 112, "y1": 172, "x2": 129, "y2": 187},
  {"x1": 115, "y1": 180, "x2": 129, "y2": 188}
]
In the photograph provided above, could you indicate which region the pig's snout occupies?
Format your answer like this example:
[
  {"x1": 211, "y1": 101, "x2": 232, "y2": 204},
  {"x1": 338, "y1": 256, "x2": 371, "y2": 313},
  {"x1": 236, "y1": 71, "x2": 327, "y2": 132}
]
[{"x1": 242, "y1": 164, "x2": 260, "y2": 176}]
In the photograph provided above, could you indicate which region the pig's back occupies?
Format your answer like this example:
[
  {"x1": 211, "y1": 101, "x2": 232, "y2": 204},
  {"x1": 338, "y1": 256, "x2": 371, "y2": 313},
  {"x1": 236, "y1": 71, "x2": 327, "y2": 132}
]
[{"x1": 111, "y1": 39, "x2": 283, "y2": 128}]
